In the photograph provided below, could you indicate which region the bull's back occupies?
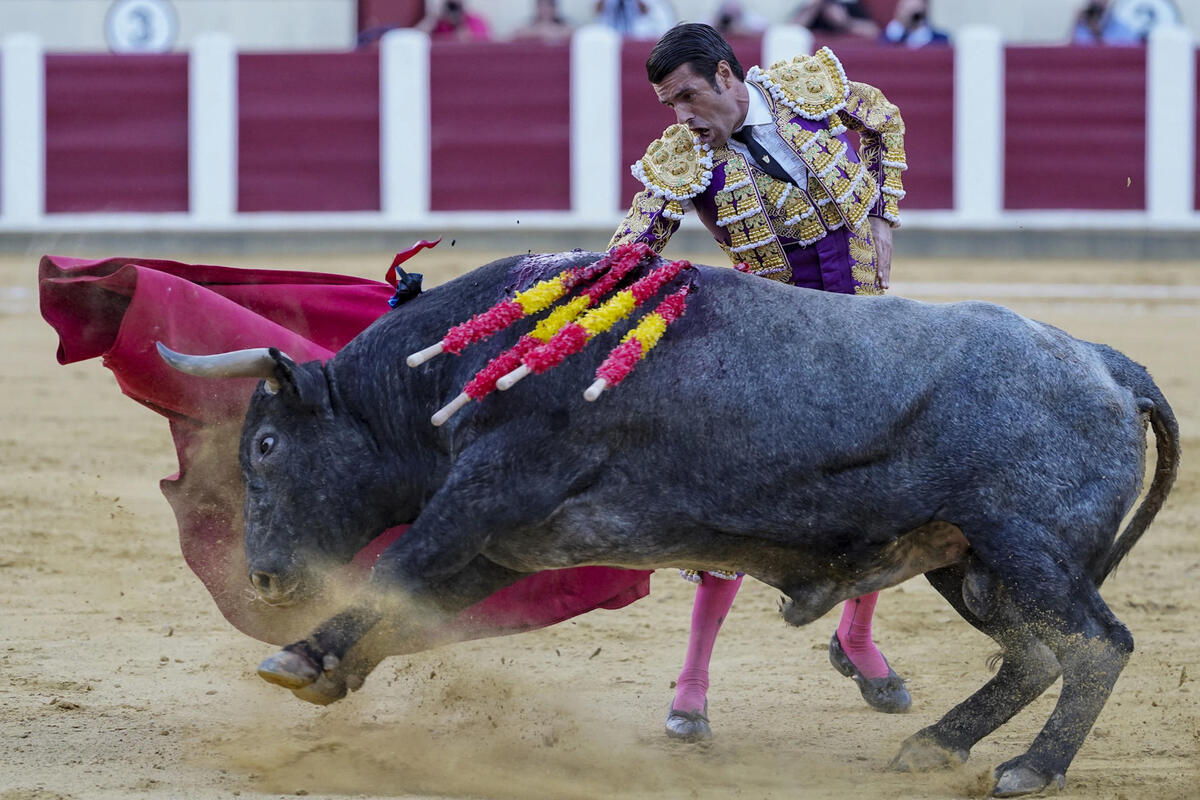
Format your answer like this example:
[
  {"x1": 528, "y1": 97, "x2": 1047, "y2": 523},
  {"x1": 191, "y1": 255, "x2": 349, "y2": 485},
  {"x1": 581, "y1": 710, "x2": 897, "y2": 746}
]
[
  {"x1": 588, "y1": 272, "x2": 1147, "y2": 535},
  {"x1": 349, "y1": 254, "x2": 1151, "y2": 567},
  {"x1": 370, "y1": 255, "x2": 1145, "y2": 504}
]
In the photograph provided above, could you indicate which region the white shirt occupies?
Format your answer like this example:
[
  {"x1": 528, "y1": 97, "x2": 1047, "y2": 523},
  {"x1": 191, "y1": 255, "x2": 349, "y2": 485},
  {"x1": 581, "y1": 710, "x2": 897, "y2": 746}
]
[
  {"x1": 677, "y1": 82, "x2": 812, "y2": 214},
  {"x1": 729, "y1": 82, "x2": 812, "y2": 184}
]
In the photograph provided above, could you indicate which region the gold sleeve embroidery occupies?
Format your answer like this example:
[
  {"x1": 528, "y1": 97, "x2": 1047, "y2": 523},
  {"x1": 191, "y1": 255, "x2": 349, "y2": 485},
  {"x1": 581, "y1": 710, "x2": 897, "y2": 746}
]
[
  {"x1": 608, "y1": 190, "x2": 681, "y2": 252},
  {"x1": 841, "y1": 81, "x2": 906, "y2": 226}
]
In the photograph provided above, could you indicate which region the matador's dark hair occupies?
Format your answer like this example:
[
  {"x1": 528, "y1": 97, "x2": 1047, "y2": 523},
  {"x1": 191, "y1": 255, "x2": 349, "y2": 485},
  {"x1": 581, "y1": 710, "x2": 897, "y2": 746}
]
[{"x1": 646, "y1": 23, "x2": 745, "y2": 88}]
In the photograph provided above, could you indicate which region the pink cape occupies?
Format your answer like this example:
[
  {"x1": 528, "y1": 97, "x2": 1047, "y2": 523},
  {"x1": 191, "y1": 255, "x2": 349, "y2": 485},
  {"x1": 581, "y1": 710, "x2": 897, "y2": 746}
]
[{"x1": 38, "y1": 253, "x2": 650, "y2": 648}]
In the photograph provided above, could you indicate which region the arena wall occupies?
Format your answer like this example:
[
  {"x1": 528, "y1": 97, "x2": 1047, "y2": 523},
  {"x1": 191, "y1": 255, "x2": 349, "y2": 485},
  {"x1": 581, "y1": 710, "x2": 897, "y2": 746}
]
[
  {"x1": 485, "y1": 0, "x2": 1200, "y2": 44},
  {"x1": 0, "y1": 23, "x2": 1196, "y2": 258},
  {"x1": 0, "y1": 0, "x2": 356, "y2": 51}
]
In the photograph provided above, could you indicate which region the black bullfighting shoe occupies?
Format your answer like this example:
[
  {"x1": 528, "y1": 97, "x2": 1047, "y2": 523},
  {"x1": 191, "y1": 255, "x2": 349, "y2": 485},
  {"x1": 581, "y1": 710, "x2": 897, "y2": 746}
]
[
  {"x1": 664, "y1": 703, "x2": 712, "y2": 742},
  {"x1": 829, "y1": 633, "x2": 912, "y2": 713}
]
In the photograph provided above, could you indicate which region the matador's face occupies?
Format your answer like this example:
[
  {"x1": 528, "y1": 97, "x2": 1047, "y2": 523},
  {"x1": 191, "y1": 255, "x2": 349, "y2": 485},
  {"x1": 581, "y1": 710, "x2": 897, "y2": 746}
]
[{"x1": 653, "y1": 61, "x2": 747, "y2": 148}]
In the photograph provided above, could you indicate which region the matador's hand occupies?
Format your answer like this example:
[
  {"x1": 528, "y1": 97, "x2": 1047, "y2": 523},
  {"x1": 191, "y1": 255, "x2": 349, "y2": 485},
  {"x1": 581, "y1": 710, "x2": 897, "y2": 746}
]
[{"x1": 869, "y1": 216, "x2": 893, "y2": 291}]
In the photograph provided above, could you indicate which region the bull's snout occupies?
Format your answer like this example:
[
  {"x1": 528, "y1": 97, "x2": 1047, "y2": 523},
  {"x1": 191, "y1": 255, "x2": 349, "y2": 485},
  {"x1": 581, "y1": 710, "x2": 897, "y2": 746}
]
[{"x1": 250, "y1": 570, "x2": 299, "y2": 606}]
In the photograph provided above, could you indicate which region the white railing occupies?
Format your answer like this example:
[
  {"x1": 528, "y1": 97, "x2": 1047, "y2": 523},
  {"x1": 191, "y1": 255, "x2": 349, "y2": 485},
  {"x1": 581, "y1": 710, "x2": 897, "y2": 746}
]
[{"x1": 0, "y1": 24, "x2": 1196, "y2": 234}]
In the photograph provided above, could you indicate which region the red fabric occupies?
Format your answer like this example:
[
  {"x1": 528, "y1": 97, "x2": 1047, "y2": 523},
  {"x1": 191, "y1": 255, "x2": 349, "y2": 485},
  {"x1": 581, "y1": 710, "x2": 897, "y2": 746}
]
[
  {"x1": 385, "y1": 238, "x2": 440, "y2": 285},
  {"x1": 38, "y1": 254, "x2": 650, "y2": 647}
]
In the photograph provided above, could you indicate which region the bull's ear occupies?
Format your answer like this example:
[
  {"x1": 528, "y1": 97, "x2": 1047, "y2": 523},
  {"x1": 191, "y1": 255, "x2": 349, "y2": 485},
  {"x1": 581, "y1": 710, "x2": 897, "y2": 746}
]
[{"x1": 268, "y1": 348, "x2": 328, "y2": 410}]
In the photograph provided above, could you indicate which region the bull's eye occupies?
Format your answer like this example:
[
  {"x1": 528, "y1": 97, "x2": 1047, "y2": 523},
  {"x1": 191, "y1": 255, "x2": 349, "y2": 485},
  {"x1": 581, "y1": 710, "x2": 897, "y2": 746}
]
[{"x1": 258, "y1": 435, "x2": 276, "y2": 456}]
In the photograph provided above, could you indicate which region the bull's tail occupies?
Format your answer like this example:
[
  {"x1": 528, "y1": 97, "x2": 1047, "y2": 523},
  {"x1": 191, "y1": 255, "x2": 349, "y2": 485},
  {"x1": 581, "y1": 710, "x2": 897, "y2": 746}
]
[{"x1": 1091, "y1": 343, "x2": 1181, "y2": 584}]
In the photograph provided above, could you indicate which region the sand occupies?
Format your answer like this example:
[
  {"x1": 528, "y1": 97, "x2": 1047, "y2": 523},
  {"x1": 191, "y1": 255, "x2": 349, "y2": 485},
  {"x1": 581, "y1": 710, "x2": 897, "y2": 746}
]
[{"x1": 2, "y1": 246, "x2": 1198, "y2": 800}]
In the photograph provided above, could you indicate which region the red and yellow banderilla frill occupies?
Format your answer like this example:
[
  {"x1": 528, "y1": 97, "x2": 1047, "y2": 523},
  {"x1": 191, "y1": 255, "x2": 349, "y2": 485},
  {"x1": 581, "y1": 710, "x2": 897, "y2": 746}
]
[
  {"x1": 584, "y1": 285, "x2": 691, "y2": 401},
  {"x1": 407, "y1": 243, "x2": 694, "y2": 426},
  {"x1": 497, "y1": 256, "x2": 692, "y2": 391}
]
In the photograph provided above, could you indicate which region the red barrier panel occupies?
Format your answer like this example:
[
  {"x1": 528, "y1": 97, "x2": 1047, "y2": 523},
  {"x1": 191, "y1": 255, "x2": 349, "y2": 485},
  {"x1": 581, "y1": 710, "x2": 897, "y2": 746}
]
[
  {"x1": 826, "y1": 43, "x2": 955, "y2": 210},
  {"x1": 429, "y1": 41, "x2": 570, "y2": 211},
  {"x1": 618, "y1": 36, "x2": 763, "y2": 210},
  {"x1": 1005, "y1": 46, "x2": 1146, "y2": 210},
  {"x1": 45, "y1": 55, "x2": 188, "y2": 213},
  {"x1": 618, "y1": 37, "x2": 664, "y2": 209},
  {"x1": 238, "y1": 52, "x2": 380, "y2": 212}
]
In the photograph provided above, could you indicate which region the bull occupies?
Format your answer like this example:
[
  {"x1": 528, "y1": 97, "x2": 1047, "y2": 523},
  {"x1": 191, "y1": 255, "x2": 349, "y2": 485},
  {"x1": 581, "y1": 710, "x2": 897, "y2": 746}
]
[{"x1": 158, "y1": 250, "x2": 1178, "y2": 798}]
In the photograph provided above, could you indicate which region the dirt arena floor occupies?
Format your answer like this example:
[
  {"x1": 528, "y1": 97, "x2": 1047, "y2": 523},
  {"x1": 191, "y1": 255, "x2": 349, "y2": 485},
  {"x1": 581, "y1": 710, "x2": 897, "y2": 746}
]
[{"x1": 3, "y1": 243, "x2": 1198, "y2": 800}]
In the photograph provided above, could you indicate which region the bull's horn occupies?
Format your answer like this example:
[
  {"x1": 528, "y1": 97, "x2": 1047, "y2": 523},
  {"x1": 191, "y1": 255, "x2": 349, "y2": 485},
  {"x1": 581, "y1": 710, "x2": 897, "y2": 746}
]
[{"x1": 156, "y1": 342, "x2": 282, "y2": 394}]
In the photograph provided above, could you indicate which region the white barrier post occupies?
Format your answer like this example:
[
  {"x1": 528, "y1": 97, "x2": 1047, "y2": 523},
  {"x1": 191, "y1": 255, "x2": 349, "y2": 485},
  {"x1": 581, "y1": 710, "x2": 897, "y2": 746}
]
[
  {"x1": 954, "y1": 26, "x2": 1004, "y2": 224},
  {"x1": 189, "y1": 33, "x2": 237, "y2": 223},
  {"x1": 763, "y1": 24, "x2": 813, "y2": 64},
  {"x1": 381, "y1": 28, "x2": 430, "y2": 221},
  {"x1": 571, "y1": 24, "x2": 621, "y2": 221},
  {"x1": 1, "y1": 34, "x2": 45, "y2": 225},
  {"x1": 1146, "y1": 25, "x2": 1195, "y2": 223}
]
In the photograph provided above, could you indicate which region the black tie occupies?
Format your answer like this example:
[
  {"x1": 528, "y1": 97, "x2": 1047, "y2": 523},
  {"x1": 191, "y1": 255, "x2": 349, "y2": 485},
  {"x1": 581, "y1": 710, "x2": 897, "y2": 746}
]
[{"x1": 731, "y1": 127, "x2": 796, "y2": 186}]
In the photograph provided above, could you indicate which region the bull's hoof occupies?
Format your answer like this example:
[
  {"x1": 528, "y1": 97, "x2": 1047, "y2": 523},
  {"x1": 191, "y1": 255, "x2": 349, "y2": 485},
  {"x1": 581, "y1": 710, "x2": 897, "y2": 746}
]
[
  {"x1": 664, "y1": 706, "x2": 711, "y2": 743},
  {"x1": 991, "y1": 762, "x2": 1065, "y2": 797},
  {"x1": 289, "y1": 672, "x2": 349, "y2": 706},
  {"x1": 889, "y1": 730, "x2": 969, "y2": 772},
  {"x1": 257, "y1": 649, "x2": 320, "y2": 690}
]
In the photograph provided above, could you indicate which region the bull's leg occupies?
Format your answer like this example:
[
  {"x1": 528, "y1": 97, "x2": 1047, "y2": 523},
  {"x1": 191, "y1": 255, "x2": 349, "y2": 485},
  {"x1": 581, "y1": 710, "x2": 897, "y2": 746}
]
[
  {"x1": 891, "y1": 563, "x2": 1061, "y2": 772},
  {"x1": 985, "y1": 574, "x2": 1132, "y2": 797},
  {"x1": 258, "y1": 448, "x2": 587, "y2": 702},
  {"x1": 897, "y1": 550, "x2": 1132, "y2": 797},
  {"x1": 259, "y1": 553, "x2": 529, "y2": 703}
]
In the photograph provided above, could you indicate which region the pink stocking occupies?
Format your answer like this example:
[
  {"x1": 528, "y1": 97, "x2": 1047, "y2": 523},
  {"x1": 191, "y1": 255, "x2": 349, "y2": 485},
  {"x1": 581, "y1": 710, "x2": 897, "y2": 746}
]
[
  {"x1": 836, "y1": 592, "x2": 889, "y2": 679},
  {"x1": 672, "y1": 573, "x2": 744, "y2": 713}
]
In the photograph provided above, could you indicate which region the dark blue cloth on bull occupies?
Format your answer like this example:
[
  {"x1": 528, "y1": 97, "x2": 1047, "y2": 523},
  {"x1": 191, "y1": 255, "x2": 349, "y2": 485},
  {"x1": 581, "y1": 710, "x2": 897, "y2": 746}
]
[{"x1": 388, "y1": 268, "x2": 423, "y2": 308}]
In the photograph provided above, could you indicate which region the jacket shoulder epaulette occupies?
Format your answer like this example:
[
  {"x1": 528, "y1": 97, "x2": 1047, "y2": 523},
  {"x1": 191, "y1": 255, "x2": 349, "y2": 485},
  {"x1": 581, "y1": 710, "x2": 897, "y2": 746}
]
[
  {"x1": 750, "y1": 47, "x2": 850, "y2": 121},
  {"x1": 630, "y1": 123, "x2": 714, "y2": 201}
]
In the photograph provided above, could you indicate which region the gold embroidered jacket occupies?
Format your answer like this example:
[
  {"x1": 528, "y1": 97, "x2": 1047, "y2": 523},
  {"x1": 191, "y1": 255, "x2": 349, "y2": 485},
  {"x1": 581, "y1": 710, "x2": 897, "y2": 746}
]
[{"x1": 609, "y1": 48, "x2": 906, "y2": 291}]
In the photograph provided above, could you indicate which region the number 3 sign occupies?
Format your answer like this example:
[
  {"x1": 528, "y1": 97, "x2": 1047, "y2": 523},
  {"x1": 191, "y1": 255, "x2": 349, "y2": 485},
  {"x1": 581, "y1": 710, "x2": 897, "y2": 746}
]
[{"x1": 105, "y1": 0, "x2": 178, "y2": 53}]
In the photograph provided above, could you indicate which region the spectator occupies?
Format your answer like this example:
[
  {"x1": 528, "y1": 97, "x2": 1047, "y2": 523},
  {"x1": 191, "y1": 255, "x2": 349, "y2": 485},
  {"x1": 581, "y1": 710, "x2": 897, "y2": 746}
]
[
  {"x1": 594, "y1": 0, "x2": 676, "y2": 38},
  {"x1": 1070, "y1": 0, "x2": 1142, "y2": 44},
  {"x1": 1109, "y1": 0, "x2": 1184, "y2": 39},
  {"x1": 881, "y1": 0, "x2": 949, "y2": 47},
  {"x1": 512, "y1": 0, "x2": 574, "y2": 42},
  {"x1": 712, "y1": 1, "x2": 768, "y2": 37},
  {"x1": 417, "y1": 0, "x2": 492, "y2": 42},
  {"x1": 790, "y1": 0, "x2": 879, "y2": 39}
]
